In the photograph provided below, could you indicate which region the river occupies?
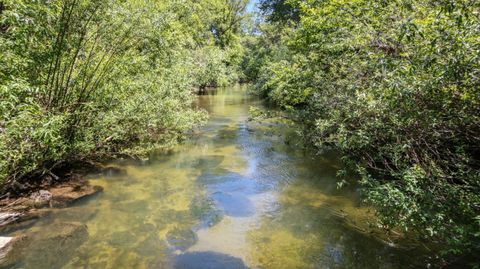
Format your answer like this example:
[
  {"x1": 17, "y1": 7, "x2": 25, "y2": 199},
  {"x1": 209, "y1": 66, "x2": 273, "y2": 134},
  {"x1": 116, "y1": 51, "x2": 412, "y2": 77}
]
[{"x1": 5, "y1": 85, "x2": 420, "y2": 268}]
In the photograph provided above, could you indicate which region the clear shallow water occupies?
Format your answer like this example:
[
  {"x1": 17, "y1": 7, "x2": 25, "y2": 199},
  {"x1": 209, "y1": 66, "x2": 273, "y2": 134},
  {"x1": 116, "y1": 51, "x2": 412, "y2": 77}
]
[{"x1": 5, "y1": 86, "x2": 421, "y2": 268}]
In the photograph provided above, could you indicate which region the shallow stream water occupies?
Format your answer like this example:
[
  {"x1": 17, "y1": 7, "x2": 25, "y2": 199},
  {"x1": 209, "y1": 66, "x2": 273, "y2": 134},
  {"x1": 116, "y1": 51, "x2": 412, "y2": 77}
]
[{"x1": 6, "y1": 85, "x2": 420, "y2": 269}]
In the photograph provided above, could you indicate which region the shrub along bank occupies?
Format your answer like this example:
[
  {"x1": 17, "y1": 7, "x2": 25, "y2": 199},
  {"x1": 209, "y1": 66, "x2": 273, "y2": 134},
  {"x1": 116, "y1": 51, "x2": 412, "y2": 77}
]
[{"x1": 0, "y1": 0, "x2": 248, "y2": 195}]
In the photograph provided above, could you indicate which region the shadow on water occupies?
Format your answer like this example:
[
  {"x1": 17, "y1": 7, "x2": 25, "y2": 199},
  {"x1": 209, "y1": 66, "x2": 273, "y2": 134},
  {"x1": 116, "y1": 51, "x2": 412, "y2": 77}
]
[
  {"x1": 211, "y1": 192, "x2": 254, "y2": 217},
  {"x1": 174, "y1": 251, "x2": 248, "y2": 269},
  {"x1": 196, "y1": 171, "x2": 256, "y2": 217},
  {"x1": 197, "y1": 171, "x2": 246, "y2": 185}
]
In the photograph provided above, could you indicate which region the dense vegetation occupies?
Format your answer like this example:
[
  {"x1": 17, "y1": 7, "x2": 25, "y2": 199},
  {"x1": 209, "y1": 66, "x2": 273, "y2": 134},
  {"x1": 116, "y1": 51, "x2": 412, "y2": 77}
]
[
  {"x1": 243, "y1": 0, "x2": 480, "y2": 264},
  {"x1": 0, "y1": 0, "x2": 247, "y2": 194}
]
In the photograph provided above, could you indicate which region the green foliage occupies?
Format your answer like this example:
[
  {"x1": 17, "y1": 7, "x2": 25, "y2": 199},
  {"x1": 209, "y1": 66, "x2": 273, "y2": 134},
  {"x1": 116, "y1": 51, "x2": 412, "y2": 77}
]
[
  {"x1": 190, "y1": 46, "x2": 240, "y2": 88},
  {"x1": 0, "y1": 0, "x2": 245, "y2": 192},
  {"x1": 247, "y1": 0, "x2": 480, "y2": 261},
  {"x1": 240, "y1": 22, "x2": 293, "y2": 83},
  {"x1": 259, "y1": 0, "x2": 299, "y2": 23}
]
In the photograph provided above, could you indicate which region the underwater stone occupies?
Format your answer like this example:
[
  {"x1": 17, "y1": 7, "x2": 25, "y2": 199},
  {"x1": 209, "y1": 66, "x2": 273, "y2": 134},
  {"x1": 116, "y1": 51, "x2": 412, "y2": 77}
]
[
  {"x1": 11, "y1": 222, "x2": 88, "y2": 268},
  {"x1": 166, "y1": 227, "x2": 198, "y2": 251}
]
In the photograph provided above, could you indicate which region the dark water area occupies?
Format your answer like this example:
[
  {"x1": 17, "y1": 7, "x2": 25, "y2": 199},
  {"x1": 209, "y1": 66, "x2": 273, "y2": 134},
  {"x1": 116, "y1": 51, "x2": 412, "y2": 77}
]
[{"x1": 4, "y1": 85, "x2": 425, "y2": 268}]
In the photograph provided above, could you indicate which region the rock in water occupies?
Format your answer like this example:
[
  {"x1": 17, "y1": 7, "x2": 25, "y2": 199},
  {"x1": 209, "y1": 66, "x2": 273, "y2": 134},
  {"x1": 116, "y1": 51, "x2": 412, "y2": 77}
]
[
  {"x1": 166, "y1": 227, "x2": 198, "y2": 251},
  {"x1": 0, "y1": 236, "x2": 27, "y2": 267},
  {"x1": 0, "y1": 212, "x2": 24, "y2": 227},
  {"x1": 0, "y1": 237, "x2": 12, "y2": 244},
  {"x1": 50, "y1": 184, "x2": 103, "y2": 207},
  {"x1": 30, "y1": 190, "x2": 53, "y2": 208},
  {"x1": 0, "y1": 237, "x2": 18, "y2": 265},
  {"x1": 11, "y1": 222, "x2": 88, "y2": 268},
  {"x1": 135, "y1": 235, "x2": 166, "y2": 257},
  {"x1": 108, "y1": 230, "x2": 136, "y2": 247}
]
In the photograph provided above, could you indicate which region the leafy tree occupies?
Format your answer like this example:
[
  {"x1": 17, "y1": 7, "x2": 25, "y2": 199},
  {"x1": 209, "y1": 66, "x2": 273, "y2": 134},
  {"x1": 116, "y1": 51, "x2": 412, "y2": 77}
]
[{"x1": 259, "y1": 0, "x2": 299, "y2": 23}]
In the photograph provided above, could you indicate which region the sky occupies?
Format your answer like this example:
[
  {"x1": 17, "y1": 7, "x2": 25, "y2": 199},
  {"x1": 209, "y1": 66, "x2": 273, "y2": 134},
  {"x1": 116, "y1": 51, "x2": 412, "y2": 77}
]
[{"x1": 246, "y1": 0, "x2": 259, "y2": 13}]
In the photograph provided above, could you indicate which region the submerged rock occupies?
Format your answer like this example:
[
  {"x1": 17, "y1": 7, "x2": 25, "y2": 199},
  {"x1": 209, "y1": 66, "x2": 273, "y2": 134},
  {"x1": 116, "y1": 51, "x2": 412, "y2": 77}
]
[
  {"x1": 0, "y1": 222, "x2": 88, "y2": 268},
  {"x1": 0, "y1": 182, "x2": 102, "y2": 241},
  {"x1": 50, "y1": 184, "x2": 103, "y2": 207},
  {"x1": 0, "y1": 236, "x2": 26, "y2": 267},
  {"x1": 135, "y1": 234, "x2": 166, "y2": 257},
  {"x1": 190, "y1": 196, "x2": 223, "y2": 228},
  {"x1": 166, "y1": 227, "x2": 198, "y2": 251},
  {"x1": 131, "y1": 222, "x2": 158, "y2": 237},
  {"x1": 108, "y1": 230, "x2": 137, "y2": 247}
]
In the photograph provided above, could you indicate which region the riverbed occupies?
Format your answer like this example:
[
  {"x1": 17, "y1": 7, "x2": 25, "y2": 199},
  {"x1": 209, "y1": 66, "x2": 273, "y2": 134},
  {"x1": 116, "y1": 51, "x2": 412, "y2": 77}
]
[{"x1": 4, "y1": 85, "x2": 420, "y2": 268}]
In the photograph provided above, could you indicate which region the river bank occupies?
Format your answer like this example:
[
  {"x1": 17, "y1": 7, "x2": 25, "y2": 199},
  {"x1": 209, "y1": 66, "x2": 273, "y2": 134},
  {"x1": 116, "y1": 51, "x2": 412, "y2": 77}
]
[
  {"x1": 0, "y1": 160, "x2": 127, "y2": 226},
  {"x1": 0, "y1": 162, "x2": 124, "y2": 265}
]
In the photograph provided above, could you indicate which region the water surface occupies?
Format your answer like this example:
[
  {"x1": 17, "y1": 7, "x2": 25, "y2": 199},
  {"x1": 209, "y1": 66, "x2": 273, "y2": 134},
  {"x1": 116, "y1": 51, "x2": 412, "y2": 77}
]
[{"x1": 6, "y1": 85, "x2": 420, "y2": 268}]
